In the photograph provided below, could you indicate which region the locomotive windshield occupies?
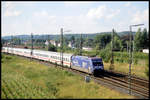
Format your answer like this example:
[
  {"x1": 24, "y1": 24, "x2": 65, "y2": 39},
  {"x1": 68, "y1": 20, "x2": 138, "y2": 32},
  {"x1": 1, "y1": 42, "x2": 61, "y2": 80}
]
[{"x1": 92, "y1": 61, "x2": 103, "y2": 66}]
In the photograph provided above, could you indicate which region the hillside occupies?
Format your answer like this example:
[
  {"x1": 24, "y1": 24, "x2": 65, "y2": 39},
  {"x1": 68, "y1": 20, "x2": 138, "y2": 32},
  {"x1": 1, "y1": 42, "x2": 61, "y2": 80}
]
[{"x1": 2, "y1": 31, "x2": 136, "y2": 41}]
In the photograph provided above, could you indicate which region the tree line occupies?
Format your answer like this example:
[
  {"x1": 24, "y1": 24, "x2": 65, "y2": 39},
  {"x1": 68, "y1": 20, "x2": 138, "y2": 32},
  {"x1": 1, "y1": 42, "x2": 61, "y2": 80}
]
[{"x1": 1, "y1": 28, "x2": 148, "y2": 52}]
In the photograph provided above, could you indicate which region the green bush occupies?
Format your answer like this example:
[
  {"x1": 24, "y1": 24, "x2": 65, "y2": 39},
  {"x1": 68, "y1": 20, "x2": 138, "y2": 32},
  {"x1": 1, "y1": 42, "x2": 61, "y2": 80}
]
[
  {"x1": 99, "y1": 48, "x2": 111, "y2": 63},
  {"x1": 48, "y1": 44, "x2": 57, "y2": 52},
  {"x1": 145, "y1": 59, "x2": 149, "y2": 77}
]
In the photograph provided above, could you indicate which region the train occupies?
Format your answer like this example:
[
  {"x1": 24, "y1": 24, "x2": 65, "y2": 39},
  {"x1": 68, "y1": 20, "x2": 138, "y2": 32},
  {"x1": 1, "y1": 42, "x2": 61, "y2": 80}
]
[{"x1": 2, "y1": 47, "x2": 104, "y2": 75}]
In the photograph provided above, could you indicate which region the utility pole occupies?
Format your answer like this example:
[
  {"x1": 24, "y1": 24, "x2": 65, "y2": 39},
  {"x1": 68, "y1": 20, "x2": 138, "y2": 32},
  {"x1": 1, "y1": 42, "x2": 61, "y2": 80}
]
[
  {"x1": 109, "y1": 29, "x2": 114, "y2": 71},
  {"x1": 60, "y1": 28, "x2": 63, "y2": 68},
  {"x1": 87, "y1": 34, "x2": 89, "y2": 57},
  {"x1": 48, "y1": 35, "x2": 50, "y2": 50},
  {"x1": 127, "y1": 41, "x2": 128, "y2": 53},
  {"x1": 79, "y1": 34, "x2": 83, "y2": 56},
  {"x1": 128, "y1": 26, "x2": 132, "y2": 95},
  {"x1": 31, "y1": 33, "x2": 33, "y2": 60},
  {"x1": 11, "y1": 35, "x2": 13, "y2": 54}
]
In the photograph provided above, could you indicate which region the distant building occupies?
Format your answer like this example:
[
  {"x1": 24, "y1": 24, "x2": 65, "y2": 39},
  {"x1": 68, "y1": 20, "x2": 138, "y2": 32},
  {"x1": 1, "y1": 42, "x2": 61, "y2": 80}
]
[
  {"x1": 45, "y1": 40, "x2": 49, "y2": 46},
  {"x1": 57, "y1": 43, "x2": 61, "y2": 47},
  {"x1": 142, "y1": 49, "x2": 149, "y2": 53},
  {"x1": 82, "y1": 47, "x2": 93, "y2": 51},
  {"x1": 24, "y1": 41, "x2": 30, "y2": 45},
  {"x1": 68, "y1": 42, "x2": 75, "y2": 48},
  {"x1": 50, "y1": 40, "x2": 57, "y2": 46},
  {"x1": 45, "y1": 40, "x2": 57, "y2": 46}
]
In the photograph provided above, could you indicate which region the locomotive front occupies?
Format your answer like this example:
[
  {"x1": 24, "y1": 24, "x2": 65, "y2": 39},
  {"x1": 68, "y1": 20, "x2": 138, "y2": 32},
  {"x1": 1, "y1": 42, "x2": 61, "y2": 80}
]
[{"x1": 91, "y1": 58, "x2": 104, "y2": 75}]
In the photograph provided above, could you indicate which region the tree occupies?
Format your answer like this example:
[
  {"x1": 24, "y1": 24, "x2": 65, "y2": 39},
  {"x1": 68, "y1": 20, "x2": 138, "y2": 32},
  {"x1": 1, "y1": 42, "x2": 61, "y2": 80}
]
[
  {"x1": 112, "y1": 30, "x2": 123, "y2": 51},
  {"x1": 48, "y1": 44, "x2": 57, "y2": 52},
  {"x1": 13, "y1": 37, "x2": 21, "y2": 45},
  {"x1": 113, "y1": 35, "x2": 123, "y2": 50},
  {"x1": 99, "y1": 44, "x2": 111, "y2": 63},
  {"x1": 70, "y1": 36, "x2": 75, "y2": 43},
  {"x1": 134, "y1": 28, "x2": 142, "y2": 51},
  {"x1": 94, "y1": 33, "x2": 111, "y2": 50},
  {"x1": 142, "y1": 28, "x2": 148, "y2": 49},
  {"x1": 134, "y1": 28, "x2": 148, "y2": 51}
]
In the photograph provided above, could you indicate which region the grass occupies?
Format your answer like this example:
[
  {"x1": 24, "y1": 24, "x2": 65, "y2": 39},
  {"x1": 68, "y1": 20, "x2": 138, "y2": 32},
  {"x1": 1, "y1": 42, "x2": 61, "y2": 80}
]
[
  {"x1": 1, "y1": 53, "x2": 135, "y2": 99},
  {"x1": 104, "y1": 61, "x2": 149, "y2": 80}
]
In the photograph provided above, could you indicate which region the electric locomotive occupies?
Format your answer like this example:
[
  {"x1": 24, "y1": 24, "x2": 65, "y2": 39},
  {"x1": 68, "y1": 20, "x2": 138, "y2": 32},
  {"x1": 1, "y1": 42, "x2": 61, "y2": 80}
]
[{"x1": 71, "y1": 56, "x2": 104, "y2": 75}]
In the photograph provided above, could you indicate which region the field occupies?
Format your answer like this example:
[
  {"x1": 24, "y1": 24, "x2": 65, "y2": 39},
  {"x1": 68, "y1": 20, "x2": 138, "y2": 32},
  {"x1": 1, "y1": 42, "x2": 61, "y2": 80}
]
[
  {"x1": 104, "y1": 62, "x2": 148, "y2": 80},
  {"x1": 1, "y1": 54, "x2": 135, "y2": 99},
  {"x1": 103, "y1": 52, "x2": 149, "y2": 80}
]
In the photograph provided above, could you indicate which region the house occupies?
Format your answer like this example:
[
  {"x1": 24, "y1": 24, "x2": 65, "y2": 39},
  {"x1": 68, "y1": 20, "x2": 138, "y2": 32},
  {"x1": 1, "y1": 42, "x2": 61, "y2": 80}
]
[
  {"x1": 57, "y1": 43, "x2": 61, "y2": 47},
  {"x1": 24, "y1": 40, "x2": 30, "y2": 45},
  {"x1": 45, "y1": 40, "x2": 49, "y2": 46},
  {"x1": 68, "y1": 42, "x2": 75, "y2": 48},
  {"x1": 82, "y1": 47, "x2": 93, "y2": 51},
  {"x1": 142, "y1": 49, "x2": 149, "y2": 53},
  {"x1": 50, "y1": 40, "x2": 57, "y2": 46},
  {"x1": 45, "y1": 40, "x2": 57, "y2": 46}
]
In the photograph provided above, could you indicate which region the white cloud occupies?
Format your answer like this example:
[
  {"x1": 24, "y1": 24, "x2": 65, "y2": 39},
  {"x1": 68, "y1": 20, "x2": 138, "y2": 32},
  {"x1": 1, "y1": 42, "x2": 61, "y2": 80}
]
[
  {"x1": 2, "y1": 2, "x2": 148, "y2": 37},
  {"x1": 86, "y1": 5, "x2": 120, "y2": 20},
  {"x1": 106, "y1": 9, "x2": 120, "y2": 19},
  {"x1": 125, "y1": 2, "x2": 131, "y2": 7},
  {"x1": 87, "y1": 5, "x2": 107, "y2": 19},
  {"x1": 4, "y1": 10, "x2": 21, "y2": 17},
  {"x1": 131, "y1": 9, "x2": 149, "y2": 24},
  {"x1": 3, "y1": 2, "x2": 22, "y2": 17},
  {"x1": 143, "y1": 9, "x2": 148, "y2": 21},
  {"x1": 33, "y1": 10, "x2": 56, "y2": 23},
  {"x1": 33, "y1": 10, "x2": 49, "y2": 17},
  {"x1": 64, "y1": 1, "x2": 93, "y2": 6}
]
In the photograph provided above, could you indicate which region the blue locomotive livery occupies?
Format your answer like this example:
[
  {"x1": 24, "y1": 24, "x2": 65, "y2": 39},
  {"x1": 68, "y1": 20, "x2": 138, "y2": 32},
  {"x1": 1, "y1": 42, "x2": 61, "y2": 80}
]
[{"x1": 71, "y1": 56, "x2": 104, "y2": 74}]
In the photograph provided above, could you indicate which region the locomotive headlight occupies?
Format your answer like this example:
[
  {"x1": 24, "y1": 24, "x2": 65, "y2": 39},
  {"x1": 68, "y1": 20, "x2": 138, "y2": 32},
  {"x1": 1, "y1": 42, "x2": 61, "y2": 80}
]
[{"x1": 88, "y1": 67, "x2": 91, "y2": 71}]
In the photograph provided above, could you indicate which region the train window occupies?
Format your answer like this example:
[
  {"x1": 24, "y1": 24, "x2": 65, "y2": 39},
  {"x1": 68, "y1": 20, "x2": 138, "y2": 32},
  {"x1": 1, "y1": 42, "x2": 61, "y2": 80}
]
[{"x1": 93, "y1": 61, "x2": 103, "y2": 66}]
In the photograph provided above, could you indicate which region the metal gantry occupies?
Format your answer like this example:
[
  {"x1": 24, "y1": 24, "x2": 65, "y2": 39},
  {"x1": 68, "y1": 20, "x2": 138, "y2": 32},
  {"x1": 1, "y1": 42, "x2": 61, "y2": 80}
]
[{"x1": 128, "y1": 24, "x2": 144, "y2": 95}]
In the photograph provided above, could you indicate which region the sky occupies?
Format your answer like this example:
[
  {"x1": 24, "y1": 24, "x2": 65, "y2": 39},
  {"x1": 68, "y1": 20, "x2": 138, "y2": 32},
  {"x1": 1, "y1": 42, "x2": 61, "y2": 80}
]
[{"x1": 1, "y1": 1, "x2": 149, "y2": 37}]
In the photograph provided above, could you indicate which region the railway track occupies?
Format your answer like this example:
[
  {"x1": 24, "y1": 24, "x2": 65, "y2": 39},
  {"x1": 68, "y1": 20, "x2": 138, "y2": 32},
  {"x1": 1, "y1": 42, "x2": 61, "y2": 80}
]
[
  {"x1": 104, "y1": 70, "x2": 149, "y2": 89},
  {"x1": 3, "y1": 53, "x2": 149, "y2": 99},
  {"x1": 30, "y1": 57, "x2": 150, "y2": 99},
  {"x1": 99, "y1": 71, "x2": 149, "y2": 98}
]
